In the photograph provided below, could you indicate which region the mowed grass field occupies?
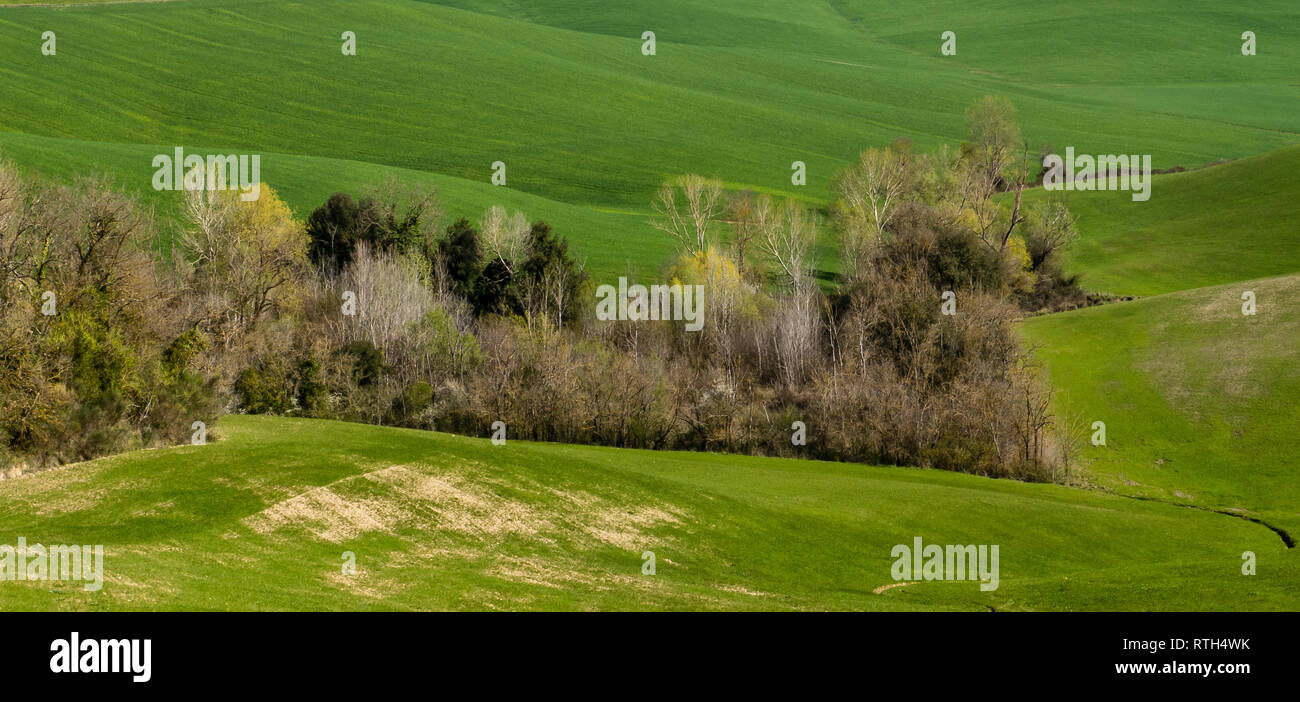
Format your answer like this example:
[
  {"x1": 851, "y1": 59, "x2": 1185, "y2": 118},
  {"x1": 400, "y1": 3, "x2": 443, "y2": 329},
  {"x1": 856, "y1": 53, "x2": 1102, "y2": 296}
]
[
  {"x1": 0, "y1": 415, "x2": 1294, "y2": 611},
  {"x1": 0, "y1": 0, "x2": 1298, "y2": 278}
]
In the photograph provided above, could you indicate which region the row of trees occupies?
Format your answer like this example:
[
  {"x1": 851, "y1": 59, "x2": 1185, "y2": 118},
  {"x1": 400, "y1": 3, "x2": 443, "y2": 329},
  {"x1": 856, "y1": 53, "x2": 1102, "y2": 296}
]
[
  {"x1": 1, "y1": 96, "x2": 1083, "y2": 483},
  {"x1": 652, "y1": 97, "x2": 1087, "y2": 314}
]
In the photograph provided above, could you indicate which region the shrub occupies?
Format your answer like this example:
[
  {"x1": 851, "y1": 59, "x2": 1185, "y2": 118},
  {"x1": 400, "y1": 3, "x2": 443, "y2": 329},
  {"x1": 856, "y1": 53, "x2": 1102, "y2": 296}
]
[
  {"x1": 235, "y1": 360, "x2": 292, "y2": 414},
  {"x1": 306, "y1": 192, "x2": 368, "y2": 271},
  {"x1": 388, "y1": 381, "x2": 433, "y2": 426},
  {"x1": 470, "y1": 257, "x2": 518, "y2": 317},
  {"x1": 340, "y1": 340, "x2": 385, "y2": 388},
  {"x1": 162, "y1": 329, "x2": 206, "y2": 383},
  {"x1": 295, "y1": 356, "x2": 328, "y2": 416}
]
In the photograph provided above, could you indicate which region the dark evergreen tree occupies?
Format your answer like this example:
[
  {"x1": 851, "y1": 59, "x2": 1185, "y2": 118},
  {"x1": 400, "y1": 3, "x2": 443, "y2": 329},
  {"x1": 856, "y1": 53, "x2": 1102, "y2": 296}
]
[
  {"x1": 437, "y1": 218, "x2": 483, "y2": 299},
  {"x1": 306, "y1": 193, "x2": 364, "y2": 271}
]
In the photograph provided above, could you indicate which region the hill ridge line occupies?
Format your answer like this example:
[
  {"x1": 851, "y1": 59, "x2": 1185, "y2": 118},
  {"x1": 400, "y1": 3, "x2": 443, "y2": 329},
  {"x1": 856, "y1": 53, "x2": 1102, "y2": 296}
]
[{"x1": 1098, "y1": 488, "x2": 1295, "y2": 549}]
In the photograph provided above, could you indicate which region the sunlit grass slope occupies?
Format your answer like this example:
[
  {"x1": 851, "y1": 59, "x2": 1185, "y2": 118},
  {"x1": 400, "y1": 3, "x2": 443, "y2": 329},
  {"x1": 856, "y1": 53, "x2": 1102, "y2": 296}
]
[
  {"x1": 1021, "y1": 273, "x2": 1300, "y2": 537},
  {"x1": 1019, "y1": 145, "x2": 1300, "y2": 297},
  {"x1": 0, "y1": 415, "x2": 1294, "y2": 611}
]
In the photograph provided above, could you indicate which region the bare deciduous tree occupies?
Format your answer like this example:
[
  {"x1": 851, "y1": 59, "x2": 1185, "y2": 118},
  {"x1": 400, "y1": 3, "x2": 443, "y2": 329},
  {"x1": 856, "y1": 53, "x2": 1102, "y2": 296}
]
[
  {"x1": 965, "y1": 95, "x2": 1022, "y2": 188},
  {"x1": 479, "y1": 205, "x2": 530, "y2": 275},
  {"x1": 771, "y1": 285, "x2": 819, "y2": 386},
  {"x1": 335, "y1": 242, "x2": 434, "y2": 350},
  {"x1": 652, "y1": 174, "x2": 724, "y2": 253},
  {"x1": 940, "y1": 141, "x2": 1031, "y2": 252},
  {"x1": 182, "y1": 172, "x2": 237, "y2": 273},
  {"x1": 361, "y1": 175, "x2": 442, "y2": 257},
  {"x1": 1026, "y1": 199, "x2": 1079, "y2": 268},
  {"x1": 832, "y1": 146, "x2": 912, "y2": 279},
  {"x1": 180, "y1": 177, "x2": 307, "y2": 341},
  {"x1": 754, "y1": 195, "x2": 816, "y2": 291},
  {"x1": 726, "y1": 190, "x2": 762, "y2": 277}
]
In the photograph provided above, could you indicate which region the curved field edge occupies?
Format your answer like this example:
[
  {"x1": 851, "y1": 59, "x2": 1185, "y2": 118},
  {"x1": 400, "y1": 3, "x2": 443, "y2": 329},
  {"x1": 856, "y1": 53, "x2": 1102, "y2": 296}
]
[
  {"x1": 0, "y1": 131, "x2": 691, "y2": 280},
  {"x1": 0, "y1": 415, "x2": 1294, "y2": 611},
  {"x1": 1020, "y1": 272, "x2": 1300, "y2": 538},
  {"x1": 0, "y1": 0, "x2": 1295, "y2": 211},
  {"x1": 1018, "y1": 144, "x2": 1300, "y2": 297}
]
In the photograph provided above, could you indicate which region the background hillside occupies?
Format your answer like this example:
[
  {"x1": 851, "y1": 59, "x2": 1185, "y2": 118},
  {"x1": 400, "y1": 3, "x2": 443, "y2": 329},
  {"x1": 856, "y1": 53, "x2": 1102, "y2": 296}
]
[
  {"x1": 1019, "y1": 145, "x2": 1300, "y2": 297},
  {"x1": 1, "y1": 0, "x2": 1297, "y2": 277}
]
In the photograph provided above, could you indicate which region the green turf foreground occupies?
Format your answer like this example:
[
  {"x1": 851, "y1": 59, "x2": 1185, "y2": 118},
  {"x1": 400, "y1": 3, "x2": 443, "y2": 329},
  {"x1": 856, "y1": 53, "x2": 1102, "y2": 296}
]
[{"x1": 0, "y1": 415, "x2": 1294, "y2": 611}]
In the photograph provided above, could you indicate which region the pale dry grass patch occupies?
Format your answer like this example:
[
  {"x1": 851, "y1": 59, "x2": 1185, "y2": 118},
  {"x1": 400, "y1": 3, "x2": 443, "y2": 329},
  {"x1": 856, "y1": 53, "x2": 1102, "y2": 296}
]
[
  {"x1": 485, "y1": 553, "x2": 660, "y2": 594},
  {"x1": 1140, "y1": 274, "x2": 1300, "y2": 414},
  {"x1": 239, "y1": 460, "x2": 693, "y2": 608},
  {"x1": 364, "y1": 465, "x2": 547, "y2": 538},
  {"x1": 243, "y1": 486, "x2": 400, "y2": 543}
]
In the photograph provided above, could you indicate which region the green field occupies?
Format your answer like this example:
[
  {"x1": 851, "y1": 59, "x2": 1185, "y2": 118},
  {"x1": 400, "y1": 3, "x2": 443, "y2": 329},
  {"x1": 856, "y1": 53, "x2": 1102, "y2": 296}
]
[
  {"x1": 1, "y1": 1, "x2": 1298, "y2": 611},
  {"x1": 1021, "y1": 273, "x2": 1300, "y2": 539},
  {"x1": 1, "y1": 0, "x2": 1298, "y2": 277},
  {"x1": 0, "y1": 415, "x2": 1294, "y2": 611},
  {"x1": 0, "y1": 131, "x2": 682, "y2": 274},
  {"x1": 1020, "y1": 145, "x2": 1300, "y2": 297}
]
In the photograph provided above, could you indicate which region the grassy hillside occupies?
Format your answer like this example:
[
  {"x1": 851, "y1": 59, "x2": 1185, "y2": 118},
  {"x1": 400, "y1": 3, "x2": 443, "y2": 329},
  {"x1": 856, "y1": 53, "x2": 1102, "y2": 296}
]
[
  {"x1": 1021, "y1": 273, "x2": 1300, "y2": 537},
  {"x1": 1020, "y1": 145, "x2": 1300, "y2": 297},
  {"x1": 0, "y1": 132, "x2": 686, "y2": 278},
  {"x1": 0, "y1": 0, "x2": 1297, "y2": 277},
  {"x1": 0, "y1": 415, "x2": 1294, "y2": 611}
]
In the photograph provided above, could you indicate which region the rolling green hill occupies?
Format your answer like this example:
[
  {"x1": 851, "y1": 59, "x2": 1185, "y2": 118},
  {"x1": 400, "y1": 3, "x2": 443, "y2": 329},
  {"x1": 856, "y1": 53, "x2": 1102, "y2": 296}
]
[
  {"x1": 1020, "y1": 145, "x2": 1300, "y2": 297},
  {"x1": 1021, "y1": 273, "x2": 1300, "y2": 538},
  {"x1": 0, "y1": 415, "x2": 1294, "y2": 611},
  {"x1": 0, "y1": 131, "x2": 682, "y2": 276},
  {"x1": 0, "y1": 0, "x2": 1297, "y2": 277}
]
